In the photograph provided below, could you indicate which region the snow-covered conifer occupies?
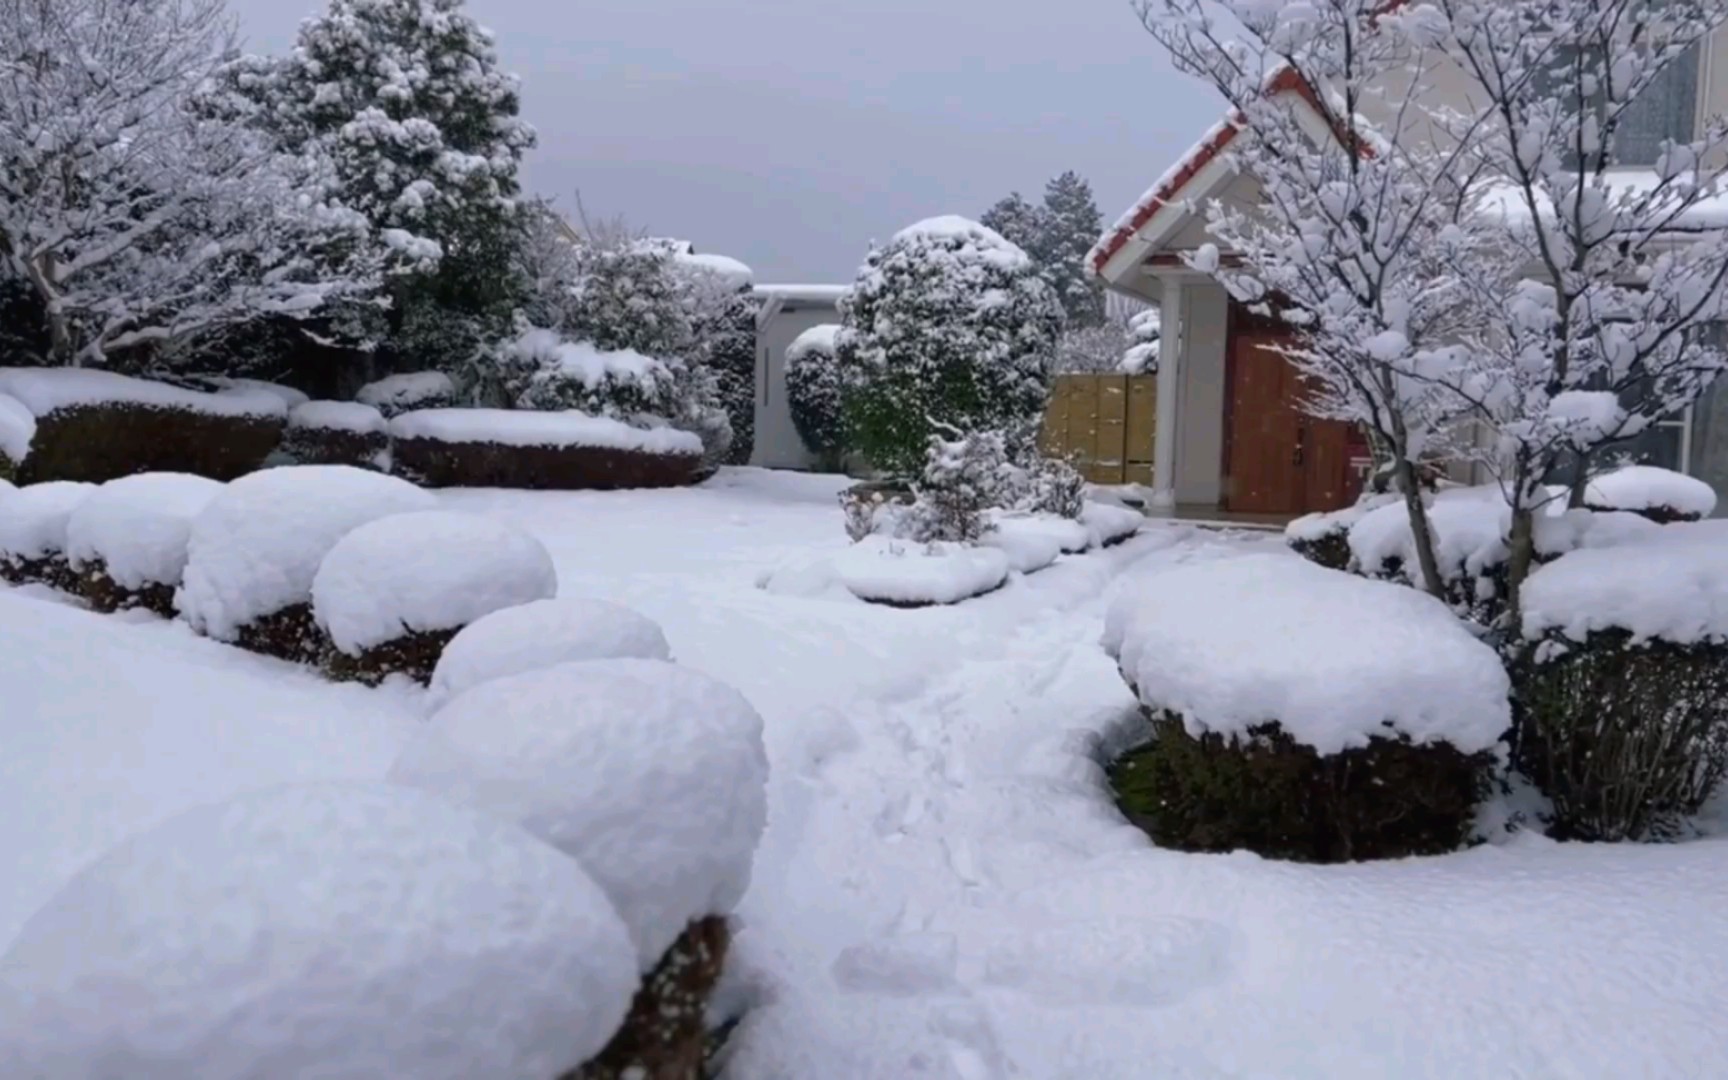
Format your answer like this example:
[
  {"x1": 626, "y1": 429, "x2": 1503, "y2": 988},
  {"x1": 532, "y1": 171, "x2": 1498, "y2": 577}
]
[
  {"x1": 786, "y1": 324, "x2": 846, "y2": 467},
  {"x1": 980, "y1": 193, "x2": 1048, "y2": 262},
  {"x1": 1039, "y1": 171, "x2": 1108, "y2": 328}
]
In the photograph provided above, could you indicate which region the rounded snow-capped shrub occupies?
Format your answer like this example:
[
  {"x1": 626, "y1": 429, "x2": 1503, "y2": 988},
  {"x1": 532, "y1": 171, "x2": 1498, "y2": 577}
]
[
  {"x1": 393, "y1": 659, "x2": 767, "y2": 1079},
  {"x1": 1517, "y1": 521, "x2": 1728, "y2": 841},
  {"x1": 393, "y1": 658, "x2": 768, "y2": 967},
  {"x1": 0, "y1": 783, "x2": 639, "y2": 1080},
  {"x1": 1287, "y1": 493, "x2": 1399, "y2": 571},
  {"x1": 1584, "y1": 463, "x2": 1716, "y2": 523},
  {"x1": 1104, "y1": 554, "x2": 1507, "y2": 862},
  {"x1": 0, "y1": 391, "x2": 32, "y2": 481},
  {"x1": 281, "y1": 401, "x2": 390, "y2": 470},
  {"x1": 313, "y1": 511, "x2": 558, "y2": 685},
  {"x1": 177, "y1": 465, "x2": 436, "y2": 661},
  {"x1": 1079, "y1": 499, "x2": 1143, "y2": 549},
  {"x1": 65, "y1": 473, "x2": 224, "y2": 616},
  {"x1": 837, "y1": 216, "x2": 1062, "y2": 478},
  {"x1": 429, "y1": 597, "x2": 672, "y2": 706},
  {"x1": 389, "y1": 408, "x2": 704, "y2": 491},
  {"x1": 0, "y1": 481, "x2": 95, "y2": 590},
  {"x1": 834, "y1": 535, "x2": 1012, "y2": 607},
  {"x1": 785, "y1": 323, "x2": 846, "y2": 469},
  {"x1": 355, "y1": 370, "x2": 455, "y2": 418}
]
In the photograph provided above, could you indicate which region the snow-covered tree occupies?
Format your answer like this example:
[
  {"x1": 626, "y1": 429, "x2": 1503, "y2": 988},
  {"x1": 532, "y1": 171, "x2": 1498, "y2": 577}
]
[
  {"x1": 0, "y1": 0, "x2": 384, "y2": 367},
  {"x1": 1056, "y1": 323, "x2": 1133, "y2": 373},
  {"x1": 1040, "y1": 171, "x2": 1108, "y2": 328},
  {"x1": 217, "y1": 0, "x2": 536, "y2": 371},
  {"x1": 666, "y1": 247, "x2": 758, "y2": 467},
  {"x1": 980, "y1": 193, "x2": 1048, "y2": 261},
  {"x1": 1140, "y1": 0, "x2": 1487, "y2": 597},
  {"x1": 785, "y1": 324, "x2": 846, "y2": 469},
  {"x1": 838, "y1": 216, "x2": 1063, "y2": 478},
  {"x1": 1122, "y1": 307, "x2": 1161, "y2": 373},
  {"x1": 1424, "y1": 0, "x2": 1728, "y2": 627}
]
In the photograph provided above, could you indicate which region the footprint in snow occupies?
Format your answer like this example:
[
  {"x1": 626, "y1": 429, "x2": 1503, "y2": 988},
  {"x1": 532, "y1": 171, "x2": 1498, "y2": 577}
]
[
  {"x1": 981, "y1": 915, "x2": 1234, "y2": 1008},
  {"x1": 831, "y1": 932, "x2": 959, "y2": 997}
]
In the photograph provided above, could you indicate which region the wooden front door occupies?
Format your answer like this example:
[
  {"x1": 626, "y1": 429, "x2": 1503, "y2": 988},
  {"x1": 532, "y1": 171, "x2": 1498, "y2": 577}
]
[{"x1": 1224, "y1": 314, "x2": 1363, "y2": 515}]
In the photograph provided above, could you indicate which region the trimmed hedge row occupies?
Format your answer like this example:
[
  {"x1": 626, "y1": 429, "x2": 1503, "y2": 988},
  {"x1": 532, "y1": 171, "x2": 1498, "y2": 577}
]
[
  {"x1": 392, "y1": 436, "x2": 701, "y2": 491},
  {"x1": 8, "y1": 403, "x2": 283, "y2": 485},
  {"x1": 564, "y1": 916, "x2": 731, "y2": 1080}
]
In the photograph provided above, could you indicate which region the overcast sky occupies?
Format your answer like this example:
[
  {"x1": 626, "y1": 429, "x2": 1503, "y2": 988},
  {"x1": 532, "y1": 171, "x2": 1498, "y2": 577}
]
[{"x1": 227, "y1": 0, "x2": 1224, "y2": 283}]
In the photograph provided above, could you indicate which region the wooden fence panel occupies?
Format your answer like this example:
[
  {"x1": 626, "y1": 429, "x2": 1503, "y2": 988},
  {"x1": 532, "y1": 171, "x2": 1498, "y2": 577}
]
[{"x1": 1042, "y1": 374, "x2": 1156, "y2": 486}]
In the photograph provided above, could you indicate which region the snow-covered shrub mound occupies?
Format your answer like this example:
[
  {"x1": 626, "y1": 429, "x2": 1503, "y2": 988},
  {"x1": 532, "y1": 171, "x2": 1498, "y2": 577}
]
[
  {"x1": 393, "y1": 658, "x2": 768, "y2": 968},
  {"x1": 65, "y1": 473, "x2": 223, "y2": 616},
  {"x1": 281, "y1": 401, "x2": 389, "y2": 470},
  {"x1": 390, "y1": 408, "x2": 703, "y2": 490},
  {"x1": 1584, "y1": 464, "x2": 1717, "y2": 523},
  {"x1": 834, "y1": 535, "x2": 1012, "y2": 607},
  {"x1": 177, "y1": 466, "x2": 437, "y2": 661},
  {"x1": 429, "y1": 598, "x2": 672, "y2": 707},
  {"x1": 1104, "y1": 554, "x2": 1507, "y2": 861},
  {"x1": 986, "y1": 509, "x2": 1092, "y2": 555},
  {"x1": 785, "y1": 323, "x2": 846, "y2": 468},
  {"x1": 0, "y1": 783, "x2": 639, "y2": 1080},
  {"x1": 313, "y1": 511, "x2": 558, "y2": 685},
  {"x1": 0, "y1": 367, "x2": 285, "y2": 483},
  {"x1": 837, "y1": 215, "x2": 1062, "y2": 477},
  {"x1": 1080, "y1": 500, "x2": 1143, "y2": 548},
  {"x1": 176, "y1": 375, "x2": 311, "y2": 410},
  {"x1": 355, "y1": 370, "x2": 455, "y2": 418},
  {"x1": 980, "y1": 514, "x2": 1069, "y2": 574},
  {"x1": 1516, "y1": 521, "x2": 1728, "y2": 841},
  {"x1": 487, "y1": 328, "x2": 680, "y2": 418},
  {"x1": 0, "y1": 392, "x2": 33, "y2": 481},
  {"x1": 0, "y1": 481, "x2": 95, "y2": 590},
  {"x1": 1286, "y1": 492, "x2": 1400, "y2": 570}
]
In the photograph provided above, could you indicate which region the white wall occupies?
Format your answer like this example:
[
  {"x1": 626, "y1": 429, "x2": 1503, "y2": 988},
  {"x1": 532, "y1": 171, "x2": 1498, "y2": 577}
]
[
  {"x1": 752, "y1": 302, "x2": 839, "y2": 470},
  {"x1": 1174, "y1": 280, "x2": 1229, "y2": 506}
]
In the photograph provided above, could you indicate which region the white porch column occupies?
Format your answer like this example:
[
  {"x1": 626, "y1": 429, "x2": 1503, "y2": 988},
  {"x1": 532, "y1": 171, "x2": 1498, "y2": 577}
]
[{"x1": 1150, "y1": 276, "x2": 1184, "y2": 509}]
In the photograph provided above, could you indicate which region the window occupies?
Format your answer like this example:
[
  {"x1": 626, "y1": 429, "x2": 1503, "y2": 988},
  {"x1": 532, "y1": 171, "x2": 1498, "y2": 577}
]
[{"x1": 1535, "y1": 42, "x2": 1700, "y2": 166}]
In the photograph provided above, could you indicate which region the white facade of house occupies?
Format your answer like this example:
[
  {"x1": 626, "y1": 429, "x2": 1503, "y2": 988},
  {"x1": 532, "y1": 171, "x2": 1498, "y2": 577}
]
[{"x1": 751, "y1": 285, "x2": 846, "y2": 470}]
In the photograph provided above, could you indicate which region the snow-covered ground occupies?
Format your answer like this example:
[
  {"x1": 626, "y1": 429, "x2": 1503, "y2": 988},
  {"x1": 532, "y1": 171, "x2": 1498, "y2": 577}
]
[{"x1": 5, "y1": 467, "x2": 1728, "y2": 1078}]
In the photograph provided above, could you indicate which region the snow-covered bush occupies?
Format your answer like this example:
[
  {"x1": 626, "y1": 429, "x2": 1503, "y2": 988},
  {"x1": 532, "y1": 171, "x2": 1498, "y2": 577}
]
[
  {"x1": 674, "y1": 248, "x2": 759, "y2": 467},
  {"x1": 1104, "y1": 555, "x2": 1508, "y2": 861},
  {"x1": 1286, "y1": 493, "x2": 1401, "y2": 571},
  {"x1": 0, "y1": 783, "x2": 639, "y2": 1079},
  {"x1": 0, "y1": 481, "x2": 95, "y2": 590},
  {"x1": 281, "y1": 401, "x2": 390, "y2": 469},
  {"x1": 834, "y1": 535, "x2": 1013, "y2": 607},
  {"x1": 1516, "y1": 522, "x2": 1728, "y2": 841},
  {"x1": 355, "y1": 371, "x2": 456, "y2": 418},
  {"x1": 839, "y1": 481, "x2": 915, "y2": 543},
  {"x1": 388, "y1": 408, "x2": 703, "y2": 490},
  {"x1": 391, "y1": 658, "x2": 768, "y2": 1076},
  {"x1": 1584, "y1": 465, "x2": 1717, "y2": 524},
  {"x1": 1079, "y1": 500, "x2": 1144, "y2": 549},
  {"x1": 900, "y1": 430, "x2": 1020, "y2": 544},
  {"x1": 312, "y1": 510, "x2": 557, "y2": 684},
  {"x1": 786, "y1": 323, "x2": 846, "y2": 469},
  {"x1": 429, "y1": 597, "x2": 672, "y2": 707},
  {"x1": 0, "y1": 368, "x2": 286, "y2": 484},
  {"x1": 485, "y1": 327, "x2": 680, "y2": 420},
  {"x1": 178, "y1": 465, "x2": 436, "y2": 660},
  {"x1": 837, "y1": 216, "x2": 1062, "y2": 478},
  {"x1": 66, "y1": 473, "x2": 224, "y2": 616}
]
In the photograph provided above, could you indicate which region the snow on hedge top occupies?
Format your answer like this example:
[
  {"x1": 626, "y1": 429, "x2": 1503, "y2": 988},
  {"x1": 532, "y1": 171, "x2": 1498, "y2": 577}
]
[
  {"x1": 313, "y1": 511, "x2": 558, "y2": 655},
  {"x1": 0, "y1": 368, "x2": 286, "y2": 420},
  {"x1": 787, "y1": 323, "x2": 842, "y2": 364},
  {"x1": 392, "y1": 659, "x2": 769, "y2": 968},
  {"x1": 0, "y1": 393, "x2": 33, "y2": 463},
  {"x1": 1104, "y1": 554, "x2": 1510, "y2": 755},
  {"x1": 1348, "y1": 484, "x2": 1570, "y2": 579},
  {"x1": 0, "y1": 783, "x2": 638, "y2": 1079},
  {"x1": 203, "y1": 376, "x2": 311, "y2": 409},
  {"x1": 429, "y1": 597, "x2": 673, "y2": 706},
  {"x1": 888, "y1": 215, "x2": 1032, "y2": 271},
  {"x1": 507, "y1": 329, "x2": 666, "y2": 391},
  {"x1": 389, "y1": 408, "x2": 703, "y2": 456},
  {"x1": 1286, "y1": 493, "x2": 1400, "y2": 543},
  {"x1": 1524, "y1": 520, "x2": 1728, "y2": 644},
  {"x1": 177, "y1": 466, "x2": 436, "y2": 640},
  {"x1": 674, "y1": 250, "x2": 754, "y2": 290},
  {"x1": 1585, "y1": 464, "x2": 1717, "y2": 518},
  {"x1": 289, "y1": 400, "x2": 387, "y2": 435},
  {"x1": 65, "y1": 473, "x2": 224, "y2": 589},
  {"x1": 355, "y1": 371, "x2": 454, "y2": 413},
  {"x1": 0, "y1": 482, "x2": 95, "y2": 562}
]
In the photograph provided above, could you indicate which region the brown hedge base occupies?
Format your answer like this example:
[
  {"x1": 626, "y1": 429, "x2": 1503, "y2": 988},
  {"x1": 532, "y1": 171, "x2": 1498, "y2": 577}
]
[
  {"x1": 321, "y1": 627, "x2": 459, "y2": 686},
  {"x1": 1515, "y1": 632, "x2": 1728, "y2": 842},
  {"x1": 232, "y1": 603, "x2": 326, "y2": 664},
  {"x1": 565, "y1": 916, "x2": 730, "y2": 1080},
  {"x1": 280, "y1": 426, "x2": 388, "y2": 470},
  {"x1": 1289, "y1": 532, "x2": 1352, "y2": 572},
  {"x1": 10, "y1": 403, "x2": 283, "y2": 484},
  {"x1": 0, "y1": 553, "x2": 81, "y2": 593},
  {"x1": 1109, "y1": 709, "x2": 1493, "y2": 863},
  {"x1": 392, "y1": 437, "x2": 702, "y2": 491},
  {"x1": 76, "y1": 559, "x2": 176, "y2": 618}
]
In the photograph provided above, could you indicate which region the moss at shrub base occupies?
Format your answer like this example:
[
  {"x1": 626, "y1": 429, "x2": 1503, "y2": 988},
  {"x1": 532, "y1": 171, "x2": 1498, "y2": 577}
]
[
  {"x1": 280, "y1": 426, "x2": 388, "y2": 470},
  {"x1": 1289, "y1": 531, "x2": 1351, "y2": 572},
  {"x1": 322, "y1": 627, "x2": 459, "y2": 686},
  {"x1": 232, "y1": 603, "x2": 325, "y2": 664},
  {"x1": 392, "y1": 437, "x2": 700, "y2": 491},
  {"x1": 565, "y1": 915, "x2": 730, "y2": 1080},
  {"x1": 14, "y1": 404, "x2": 283, "y2": 484},
  {"x1": 1109, "y1": 710, "x2": 1493, "y2": 863},
  {"x1": 77, "y1": 560, "x2": 176, "y2": 617},
  {"x1": 1515, "y1": 632, "x2": 1728, "y2": 842}
]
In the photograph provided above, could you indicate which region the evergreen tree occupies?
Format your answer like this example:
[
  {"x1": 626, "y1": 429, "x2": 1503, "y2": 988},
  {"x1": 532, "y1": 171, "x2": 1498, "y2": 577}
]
[
  {"x1": 980, "y1": 193, "x2": 1048, "y2": 263},
  {"x1": 1039, "y1": 171, "x2": 1107, "y2": 329}
]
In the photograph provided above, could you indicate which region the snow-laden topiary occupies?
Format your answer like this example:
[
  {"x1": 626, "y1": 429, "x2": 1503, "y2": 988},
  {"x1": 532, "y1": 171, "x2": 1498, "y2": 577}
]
[
  {"x1": 487, "y1": 328, "x2": 680, "y2": 420},
  {"x1": 837, "y1": 216, "x2": 1062, "y2": 478},
  {"x1": 785, "y1": 323, "x2": 846, "y2": 467},
  {"x1": 672, "y1": 248, "x2": 758, "y2": 466},
  {"x1": 429, "y1": 597, "x2": 672, "y2": 707},
  {"x1": 0, "y1": 481, "x2": 95, "y2": 589},
  {"x1": 65, "y1": 473, "x2": 224, "y2": 615}
]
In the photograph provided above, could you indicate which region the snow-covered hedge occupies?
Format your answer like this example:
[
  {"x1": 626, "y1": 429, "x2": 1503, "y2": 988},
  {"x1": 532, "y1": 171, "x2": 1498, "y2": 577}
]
[
  {"x1": 312, "y1": 510, "x2": 558, "y2": 684},
  {"x1": 177, "y1": 466, "x2": 437, "y2": 661},
  {"x1": 355, "y1": 370, "x2": 456, "y2": 418},
  {"x1": 785, "y1": 323, "x2": 846, "y2": 468},
  {"x1": 487, "y1": 328, "x2": 681, "y2": 419},
  {"x1": 1584, "y1": 464, "x2": 1717, "y2": 523},
  {"x1": 1515, "y1": 521, "x2": 1728, "y2": 841},
  {"x1": 429, "y1": 597, "x2": 672, "y2": 708},
  {"x1": 0, "y1": 783, "x2": 640, "y2": 1079},
  {"x1": 834, "y1": 535, "x2": 1012, "y2": 607},
  {"x1": 65, "y1": 473, "x2": 223, "y2": 616},
  {"x1": 1104, "y1": 554, "x2": 1507, "y2": 861},
  {"x1": 389, "y1": 408, "x2": 704, "y2": 491},
  {"x1": 0, "y1": 368, "x2": 285, "y2": 483},
  {"x1": 281, "y1": 400, "x2": 389, "y2": 470},
  {"x1": 1285, "y1": 492, "x2": 1400, "y2": 571},
  {"x1": 0, "y1": 481, "x2": 95, "y2": 590}
]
